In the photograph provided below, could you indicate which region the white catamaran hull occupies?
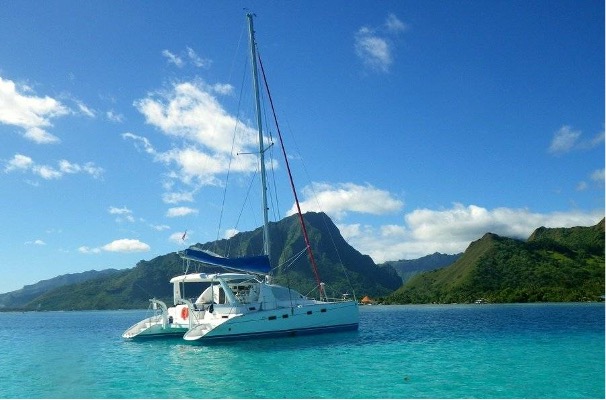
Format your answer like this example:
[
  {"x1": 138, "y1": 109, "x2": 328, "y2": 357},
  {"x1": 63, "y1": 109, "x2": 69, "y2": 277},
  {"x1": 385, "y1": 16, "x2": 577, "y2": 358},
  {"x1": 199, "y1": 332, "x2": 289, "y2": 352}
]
[
  {"x1": 122, "y1": 303, "x2": 200, "y2": 339},
  {"x1": 183, "y1": 301, "x2": 359, "y2": 342},
  {"x1": 122, "y1": 316, "x2": 188, "y2": 339}
]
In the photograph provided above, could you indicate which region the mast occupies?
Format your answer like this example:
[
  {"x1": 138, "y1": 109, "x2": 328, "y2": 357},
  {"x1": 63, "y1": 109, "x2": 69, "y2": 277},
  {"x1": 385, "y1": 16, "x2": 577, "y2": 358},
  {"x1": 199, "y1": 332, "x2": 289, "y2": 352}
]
[{"x1": 247, "y1": 13, "x2": 270, "y2": 258}]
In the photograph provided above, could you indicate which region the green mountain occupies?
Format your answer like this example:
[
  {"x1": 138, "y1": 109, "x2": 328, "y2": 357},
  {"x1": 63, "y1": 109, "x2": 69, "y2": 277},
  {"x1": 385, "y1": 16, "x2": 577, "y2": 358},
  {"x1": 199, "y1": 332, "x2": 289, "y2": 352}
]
[
  {"x1": 380, "y1": 252, "x2": 462, "y2": 284},
  {"x1": 386, "y1": 219, "x2": 605, "y2": 304},
  {"x1": 24, "y1": 212, "x2": 402, "y2": 311},
  {"x1": 0, "y1": 269, "x2": 120, "y2": 309}
]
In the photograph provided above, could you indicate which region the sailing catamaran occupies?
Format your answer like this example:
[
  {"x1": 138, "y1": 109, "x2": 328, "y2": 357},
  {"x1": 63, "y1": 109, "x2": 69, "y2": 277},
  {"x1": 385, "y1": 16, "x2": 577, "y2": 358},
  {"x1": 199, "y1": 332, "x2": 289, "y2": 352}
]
[{"x1": 122, "y1": 14, "x2": 359, "y2": 342}]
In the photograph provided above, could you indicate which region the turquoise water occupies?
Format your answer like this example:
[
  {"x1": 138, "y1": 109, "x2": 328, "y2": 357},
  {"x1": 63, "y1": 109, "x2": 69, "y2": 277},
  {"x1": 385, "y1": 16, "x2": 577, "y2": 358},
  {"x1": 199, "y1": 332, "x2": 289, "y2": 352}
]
[{"x1": 0, "y1": 303, "x2": 603, "y2": 398}]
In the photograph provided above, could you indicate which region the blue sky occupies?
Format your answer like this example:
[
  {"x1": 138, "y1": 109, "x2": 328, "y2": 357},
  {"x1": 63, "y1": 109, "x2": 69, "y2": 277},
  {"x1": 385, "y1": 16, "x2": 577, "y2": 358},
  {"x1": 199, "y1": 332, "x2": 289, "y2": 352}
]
[{"x1": 0, "y1": 1, "x2": 603, "y2": 294}]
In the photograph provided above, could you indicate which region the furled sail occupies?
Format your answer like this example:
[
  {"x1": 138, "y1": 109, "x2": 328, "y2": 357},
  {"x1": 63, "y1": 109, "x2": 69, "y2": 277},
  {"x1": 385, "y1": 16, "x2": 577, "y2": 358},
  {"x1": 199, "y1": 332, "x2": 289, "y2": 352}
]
[{"x1": 181, "y1": 248, "x2": 271, "y2": 274}]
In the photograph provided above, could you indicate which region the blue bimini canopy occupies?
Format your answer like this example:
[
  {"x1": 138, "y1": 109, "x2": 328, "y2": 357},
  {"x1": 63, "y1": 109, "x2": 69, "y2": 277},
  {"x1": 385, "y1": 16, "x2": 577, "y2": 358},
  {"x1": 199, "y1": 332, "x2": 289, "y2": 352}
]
[{"x1": 181, "y1": 248, "x2": 271, "y2": 274}]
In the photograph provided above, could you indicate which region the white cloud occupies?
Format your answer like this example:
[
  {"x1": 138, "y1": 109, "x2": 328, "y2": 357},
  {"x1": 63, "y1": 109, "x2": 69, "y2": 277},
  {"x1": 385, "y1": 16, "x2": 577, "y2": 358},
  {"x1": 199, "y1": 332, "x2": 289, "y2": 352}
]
[
  {"x1": 23, "y1": 126, "x2": 60, "y2": 144},
  {"x1": 106, "y1": 110, "x2": 124, "y2": 123},
  {"x1": 166, "y1": 206, "x2": 198, "y2": 217},
  {"x1": 549, "y1": 125, "x2": 604, "y2": 154},
  {"x1": 108, "y1": 206, "x2": 135, "y2": 223},
  {"x1": 130, "y1": 81, "x2": 261, "y2": 189},
  {"x1": 58, "y1": 160, "x2": 81, "y2": 174},
  {"x1": 101, "y1": 239, "x2": 150, "y2": 253},
  {"x1": 25, "y1": 239, "x2": 46, "y2": 246},
  {"x1": 122, "y1": 132, "x2": 155, "y2": 155},
  {"x1": 135, "y1": 81, "x2": 255, "y2": 153},
  {"x1": 548, "y1": 125, "x2": 581, "y2": 154},
  {"x1": 577, "y1": 169, "x2": 605, "y2": 191},
  {"x1": 385, "y1": 13, "x2": 408, "y2": 33},
  {"x1": 355, "y1": 29, "x2": 391, "y2": 73},
  {"x1": 4, "y1": 153, "x2": 103, "y2": 180},
  {"x1": 211, "y1": 83, "x2": 233, "y2": 95},
  {"x1": 354, "y1": 14, "x2": 407, "y2": 73},
  {"x1": 159, "y1": 147, "x2": 226, "y2": 186},
  {"x1": 151, "y1": 224, "x2": 171, "y2": 231},
  {"x1": 162, "y1": 49, "x2": 184, "y2": 67},
  {"x1": 186, "y1": 47, "x2": 212, "y2": 68},
  {"x1": 81, "y1": 163, "x2": 104, "y2": 179},
  {"x1": 588, "y1": 130, "x2": 605, "y2": 148},
  {"x1": 78, "y1": 246, "x2": 101, "y2": 254},
  {"x1": 77, "y1": 102, "x2": 95, "y2": 117},
  {"x1": 33, "y1": 164, "x2": 62, "y2": 179},
  {"x1": 591, "y1": 169, "x2": 605, "y2": 183},
  {"x1": 0, "y1": 76, "x2": 69, "y2": 143},
  {"x1": 108, "y1": 206, "x2": 132, "y2": 215},
  {"x1": 4, "y1": 154, "x2": 33, "y2": 172},
  {"x1": 162, "y1": 191, "x2": 194, "y2": 204},
  {"x1": 339, "y1": 203, "x2": 604, "y2": 263},
  {"x1": 287, "y1": 182, "x2": 403, "y2": 219},
  {"x1": 162, "y1": 47, "x2": 211, "y2": 69}
]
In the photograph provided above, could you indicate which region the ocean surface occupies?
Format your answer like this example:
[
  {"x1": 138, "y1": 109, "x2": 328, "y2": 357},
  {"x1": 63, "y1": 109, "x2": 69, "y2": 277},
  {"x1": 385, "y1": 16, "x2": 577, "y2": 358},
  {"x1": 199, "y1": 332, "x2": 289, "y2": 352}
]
[{"x1": 0, "y1": 303, "x2": 603, "y2": 399}]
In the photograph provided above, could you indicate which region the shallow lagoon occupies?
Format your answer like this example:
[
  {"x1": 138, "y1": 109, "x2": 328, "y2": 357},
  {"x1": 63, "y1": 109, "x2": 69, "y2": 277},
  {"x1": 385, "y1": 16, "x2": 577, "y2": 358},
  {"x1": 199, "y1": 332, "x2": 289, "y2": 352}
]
[{"x1": 0, "y1": 303, "x2": 603, "y2": 398}]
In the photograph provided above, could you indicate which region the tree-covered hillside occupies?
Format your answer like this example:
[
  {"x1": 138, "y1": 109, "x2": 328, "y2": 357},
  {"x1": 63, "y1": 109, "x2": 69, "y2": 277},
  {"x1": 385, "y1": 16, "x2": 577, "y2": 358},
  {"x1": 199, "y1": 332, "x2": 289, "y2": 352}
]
[
  {"x1": 0, "y1": 269, "x2": 120, "y2": 309},
  {"x1": 386, "y1": 219, "x2": 605, "y2": 304}
]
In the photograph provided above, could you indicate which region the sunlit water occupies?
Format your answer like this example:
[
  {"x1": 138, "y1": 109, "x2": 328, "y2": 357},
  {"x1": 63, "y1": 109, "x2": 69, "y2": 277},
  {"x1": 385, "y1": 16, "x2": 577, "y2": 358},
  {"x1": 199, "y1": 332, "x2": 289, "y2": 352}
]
[{"x1": 0, "y1": 303, "x2": 603, "y2": 398}]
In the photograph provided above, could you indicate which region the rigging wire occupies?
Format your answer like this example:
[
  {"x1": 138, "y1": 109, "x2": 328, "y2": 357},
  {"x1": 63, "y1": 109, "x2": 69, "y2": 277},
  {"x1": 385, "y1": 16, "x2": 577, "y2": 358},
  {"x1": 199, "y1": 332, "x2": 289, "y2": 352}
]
[
  {"x1": 229, "y1": 169, "x2": 259, "y2": 256},
  {"x1": 256, "y1": 52, "x2": 357, "y2": 301},
  {"x1": 276, "y1": 111, "x2": 359, "y2": 299},
  {"x1": 258, "y1": 80, "x2": 282, "y2": 223},
  {"x1": 216, "y1": 58, "x2": 249, "y2": 252},
  {"x1": 256, "y1": 50, "x2": 325, "y2": 300},
  {"x1": 214, "y1": 22, "x2": 248, "y2": 254}
]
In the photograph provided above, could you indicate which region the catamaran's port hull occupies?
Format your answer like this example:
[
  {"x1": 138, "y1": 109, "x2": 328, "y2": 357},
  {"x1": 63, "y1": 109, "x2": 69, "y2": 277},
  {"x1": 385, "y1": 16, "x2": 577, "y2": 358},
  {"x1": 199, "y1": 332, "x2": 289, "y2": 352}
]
[
  {"x1": 121, "y1": 314, "x2": 191, "y2": 340},
  {"x1": 124, "y1": 330, "x2": 187, "y2": 340}
]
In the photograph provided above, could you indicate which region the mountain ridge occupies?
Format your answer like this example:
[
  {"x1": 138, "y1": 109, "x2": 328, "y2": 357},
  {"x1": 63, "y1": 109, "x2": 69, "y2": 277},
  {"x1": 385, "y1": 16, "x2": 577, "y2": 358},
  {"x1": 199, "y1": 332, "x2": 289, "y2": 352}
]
[
  {"x1": 0, "y1": 269, "x2": 121, "y2": 310},
  {"x1": 14, "y1": 212, "x2": 404, "y2": 310},
  {"x1": 379, "y1": 252, "x2": 462, "y2": 284},
  {"x1": 386, "y1": 219, "x2": 605, "y2": 304}
]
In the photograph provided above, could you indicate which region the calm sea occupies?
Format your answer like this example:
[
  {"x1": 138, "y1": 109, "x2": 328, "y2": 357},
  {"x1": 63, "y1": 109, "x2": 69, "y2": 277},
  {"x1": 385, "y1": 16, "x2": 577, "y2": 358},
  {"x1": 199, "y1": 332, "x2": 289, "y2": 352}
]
[{"x1": 0, "y1": 303, "x2": 603, "y2": 398}]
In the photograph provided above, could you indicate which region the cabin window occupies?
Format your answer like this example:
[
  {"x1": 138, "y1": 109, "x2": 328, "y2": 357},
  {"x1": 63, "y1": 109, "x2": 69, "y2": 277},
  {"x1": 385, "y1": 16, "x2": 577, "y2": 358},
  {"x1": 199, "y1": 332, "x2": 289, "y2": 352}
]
[
  {"x1": 180, "y1": 282, "x2": 209, "y2": 302},
  {"x1": 268, "y1": 315, "x2": 277, "y2": 320},
  {"x1": 282, "y1": 314, "x2": 289, "y2": 319},
  {"x1": 321, "y1": 308, "x2": 327, "y2": 313},
  {"x1": 306, "y1": 311, "x2": 313, "y2": 315}
]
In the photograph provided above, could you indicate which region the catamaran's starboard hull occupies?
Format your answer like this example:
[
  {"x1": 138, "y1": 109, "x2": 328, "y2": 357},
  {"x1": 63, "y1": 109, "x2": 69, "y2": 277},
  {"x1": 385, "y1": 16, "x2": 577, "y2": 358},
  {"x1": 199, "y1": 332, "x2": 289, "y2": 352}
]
[
  {"x1": 186, "y1": 322, "x2": 358, "y2": 342},
  {"x1": 183, "y1": 301, "x2": 359, "y2": 342}
]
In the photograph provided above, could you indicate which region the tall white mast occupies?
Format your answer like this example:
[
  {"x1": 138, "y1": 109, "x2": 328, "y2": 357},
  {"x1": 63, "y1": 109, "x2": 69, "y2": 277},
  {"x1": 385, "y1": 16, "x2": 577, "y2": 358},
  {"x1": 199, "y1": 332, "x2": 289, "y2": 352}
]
[{"x1": 247, "y1": 13, "x2": 270, "y2": 258}]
